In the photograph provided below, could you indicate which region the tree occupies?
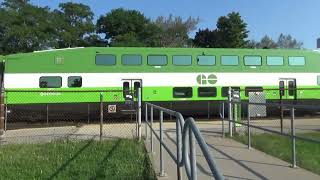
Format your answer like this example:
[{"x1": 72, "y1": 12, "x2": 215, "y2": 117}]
[
  {"x1": 155, "y1": 15, "x2": 200, "y2": 47},
  {"x1": 96, "y1": 8, "x2": 160, "y2": 47},
  {"x1": 256, "y1": 35, "x2": 278, "y2": 49},
  {"x1": 193, "y1": 28, "x2": 219, "y2": 48},
  {"x1": 277, "y1": 33, "x2": 303, "y2": 49},
  {"x1": 54, "y1": 2, "x2": 95, "y2": 48},
  {"x1": 216, "y1": 12, "x2": 249, "y2": 48},
  {"x1": 0, "y1": 0, "x2": 56, "y2": 54},
  {"x1": 193, "y1": 12, "x2": 249, "y2": 48}
]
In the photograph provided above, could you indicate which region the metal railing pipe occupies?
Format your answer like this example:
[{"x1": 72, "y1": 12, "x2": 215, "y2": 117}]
[
  {"x1": 291, "y1": 107, "x2": 296, "y2": 168},
  {"x1": 159, "y1": 110, "x2": 166, "y2": 177}
]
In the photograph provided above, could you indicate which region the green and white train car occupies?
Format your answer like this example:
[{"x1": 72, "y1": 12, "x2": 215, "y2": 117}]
[{"x1": 2, "y1": 47, "x2": 320, "y2": 117}]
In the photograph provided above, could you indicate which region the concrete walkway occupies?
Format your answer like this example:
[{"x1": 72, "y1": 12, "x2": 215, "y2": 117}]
[{"x1": 145, "y1": 123, "x2": 320, "y2": 180}]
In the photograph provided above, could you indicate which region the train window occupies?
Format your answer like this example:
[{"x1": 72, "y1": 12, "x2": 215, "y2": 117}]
[
  {"x1": 244, "y1": 56, "x2": 262, "y2": 66},
  {"x1": 197, "y1": 56, "x2": 216, "y2": 65},
  {"x1": 123, "y1": 82, "x2": 130, "y2": 98},
  {"x1": 221, "y1": 56, "x2": 239, "y2": 66},
  {"x1": 122, "y1": 55, "x2": 142, "y2": 65},
  {"x1": 288, "y1": 81, "x2": 296, "y2": 96},
  {"x1": 221, "y1": 87, "x2": 240, "y2": 97},
  {"x1": 96, "y1": 54, "x2": 116, "y2": 65},
  {"x1": 289, "y1": 57, "x2": 305, "y2": 66},
  {"x1": 267, "y1": 56, "x2": 284, "y2": 66},
  {"x1": 245, "y1": 87, "x2": 263, "y2": 97},
  {"x1": 173, "y1": 87, "x2": 192, "y2": 98},
  {"x1": 173, "y1": 55, "x2": 192, "y2": 65},
  {"x1": 68, "y1": 76, "x2": 82, "y2": 87},
  {"x1": 198, "y1": 87, "x2": 217, "y2": 97},
  {"x1": 134, "y1": 81, "x2": 141, "y2": 97},
  {"x1": 318, "y1": 76, "x2": 320, "y2": 85},
  {"x1": 147, "y1": 55, "x2": 167, "y2": 66},
  {"x1": 39, "y1": 76, "x2": 62, "y2": 88}
]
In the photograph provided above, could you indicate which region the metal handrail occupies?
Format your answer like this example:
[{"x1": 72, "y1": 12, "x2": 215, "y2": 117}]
[{"x1": 145, "y1": 102, "x2": 224, "y2": 180}]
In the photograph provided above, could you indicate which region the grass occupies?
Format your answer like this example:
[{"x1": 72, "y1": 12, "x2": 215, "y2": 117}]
[
  {"x1": 232, "y1": 132, "x2": 320, "y2": 175},
  {"x1": 0, "y1": 139, "x2": 156, "y2": 180}
]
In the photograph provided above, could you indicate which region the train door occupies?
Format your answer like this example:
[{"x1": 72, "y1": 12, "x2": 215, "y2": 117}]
[
  {"x1": 279, "y1": 78, "x2": 297, "y2": 100},
  {"x1": 122, "y1": 79, "x2": 142, "y2": 101}
]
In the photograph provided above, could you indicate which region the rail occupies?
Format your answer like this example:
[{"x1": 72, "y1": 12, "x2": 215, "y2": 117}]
[
  {"x1": 144, "y1": 102, "x2": 224, "y2": 180},
  {"x1": 220, "y1": 99, "x2": 320, "y2": 168}
]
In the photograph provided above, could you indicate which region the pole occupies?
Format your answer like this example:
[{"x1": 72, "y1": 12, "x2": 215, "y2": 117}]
[
  {"x1": 150, "y1": 107, "x2": 154, "y2": 153},
  {"x1": 291, "y1": 107, "x2": 296, "y2": 168},
  {"x1": 248, "y1": 103, "x2": 251, "y2": 149},
  {"x1": 221, "y1": 102, "x2": 225, "y2": 138},
  {"x1": 87, "y1": 103, "x2": 90, "y2": 124},
  {"x1": 228, "y1": 87, "x2": 233, "y2": 137},
  {"x1": 159, "y1": 110, "x2": 166, "y2": 177},
  {"x1": 0, "y1": 88, "x2": 4, "y2": 135},
  {"x1": 138, "y1": 88, "x2": 142, "y2": 141},
  {"x1": 145, "y1": 104, "x2": 148, "y2": 140},
  {"x1": 100, "y1": 93, "x2": 103, "y2": 140},
  {"x1": 190, "y1": 128, "x2": 197, "y2": 180},
  {"x1": 176, "y1": 117, "x2": 182, "y2": 180}
]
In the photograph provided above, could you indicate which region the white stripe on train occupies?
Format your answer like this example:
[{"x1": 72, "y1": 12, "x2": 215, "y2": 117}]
[{"x1": 4, "y1": 73, "x2": 319, "y2": 88}]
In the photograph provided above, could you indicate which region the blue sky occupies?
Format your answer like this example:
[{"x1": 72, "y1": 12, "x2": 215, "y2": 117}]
[{"x1": 22, "y1": 1, "x2": 320, "y2": 49}]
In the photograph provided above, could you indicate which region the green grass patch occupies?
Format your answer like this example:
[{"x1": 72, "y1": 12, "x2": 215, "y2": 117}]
[
  {"x1": 0, "y1": 139, "x2": 156, "y2": 180},
  {"x1": 233, "y1": 132, "x2": 320, "y2": 175}
]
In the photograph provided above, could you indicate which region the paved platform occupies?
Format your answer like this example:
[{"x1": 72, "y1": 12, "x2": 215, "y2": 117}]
[{"x1": 145, "y1": 124, "x2": 320, "y2": 180}]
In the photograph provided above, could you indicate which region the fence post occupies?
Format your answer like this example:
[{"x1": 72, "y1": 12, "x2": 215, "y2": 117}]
[
  {"x1": 138, "y1": 88, "x2": 142, "y2": 141},
  {"x1": 221, "y1": 102, "x2": 225, "y2": 138},
  {"x1": 291, "y1": 107, "x2": 296, "y2": 168},
  {"x1": 150, "y1": 106, "x2": 154, "y2": 153},
  {"x1": 145, "y1": 103, "x2": 148, "y2": 140},
  {"x1": 159, "y1": 110, "x2": 166, "y2": 177},
  {"x1": 176, "y1": 116, "x2": 182, "y2": 180},
  {"x1": 190, "y1": 128, "x2": 197, "y2": 180},
  {"x1": 247, "y1": 103, "x2": 251, "y2": 149},
  {"x1": 0, "y1": 88, "x2": 4, "y2": 136},
  {"x1": 100, "y1": 93, "x2": 103, "y2": 140},
  {"x1": 228, "y1": 87, "x2": 233, "y2": 137}
]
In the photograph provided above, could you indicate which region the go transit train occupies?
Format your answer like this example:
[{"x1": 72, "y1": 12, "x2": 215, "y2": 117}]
[{"x1": 1, "y1": 47, "x2": 320, "y2": 118}]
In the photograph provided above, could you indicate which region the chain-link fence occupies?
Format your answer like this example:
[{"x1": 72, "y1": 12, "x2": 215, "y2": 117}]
[{"x1": 1, "y1": 90, "x2": 141, "y2": 144}]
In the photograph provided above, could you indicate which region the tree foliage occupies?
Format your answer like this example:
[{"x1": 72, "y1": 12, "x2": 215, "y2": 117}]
[
  {"x1": 54, "y1": 2, "x2": 96, "y2": 48},
  {"x1": 194, "y1": 12, "x2": 249, "y2": 48},
  {"x1": 155, "y1": 15, "x2": 199, "y2": 47},
  {"x1": 248, "y1": 34, "x2": 303, "y2": 49}
]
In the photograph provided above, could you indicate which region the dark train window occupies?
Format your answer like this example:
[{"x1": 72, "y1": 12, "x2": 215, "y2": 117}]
[
  {"x1": 244, "y1": 56, "x2": 262, "y2": 66},
  {"x1": 318, "y1": 76, "x2": 320, "y2": 85},
  {"x1": 288, "y1": 81, "x2": 296, "y2": 96},
  {"x1": 173, "y1": 55, "x2": 192, "y2": 65},
  {"x1": 198, "y1": 87, "x2": 217, "y2": 97},
  {"x1": 197, "y1": 56, "x2": 216, "y2": 65},
  {"x1": 39, "y1": 76, "x2": 62, "y2": 88},
  {"x1": 122, "y1": 55, "x2": 142, "y2": 65},
  {"x1": 134, "y1": 81, "x2": 141, "y2": 97},
  {"x1": 245, "y1": 87, "x2": 263, "y2": 97},
  {"x1": 289, "y1": 57, "x2": 305, "y2": 66},
  {"x1": 147, "y1": 55, "x2": 167, "y2": 66},
  {"x1": 173, "y1": 87, "x2": 192, "y2": 98},
  {"x1": 221, "y1": 56, "x2": 239, "y2": 66},
  {"x1": 221, "y1": 87, "x2": 240, "y2": 97},
  {"x1": 68, "y1": 76, "x2": 82, "y2": 87},
  {"x1": 96, "y1": 54, "x2": 116, "y2": 65},
  {"x1": 123, "y1": 82, "x2": 130, "y2": 98}
]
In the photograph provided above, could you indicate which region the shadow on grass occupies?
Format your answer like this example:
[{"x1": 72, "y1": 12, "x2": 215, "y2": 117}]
[{"x1": 47, "y1": 139, "x2": 95, "y2": 180}]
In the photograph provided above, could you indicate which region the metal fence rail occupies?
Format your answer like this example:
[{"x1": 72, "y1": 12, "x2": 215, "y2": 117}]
[
  {"x1": 220, "y1": 98, "x2": 320, "y2": 168},
  {"x1": 145, "y1": 102, "x2": 224, "y2": 180}
]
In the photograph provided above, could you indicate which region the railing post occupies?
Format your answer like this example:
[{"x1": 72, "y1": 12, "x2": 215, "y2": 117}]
[
  {"x1": 291, "y1": 107, "x2": 296, "y2": 168},
  {"x1": 176, "y1": 116, "x2": 182, "y2": 180},
  {"x1": 0, "y1": 88, "x2": 5, "y2": 136},
  {"x1": 247, "y1": 103, "x2": 251, "y2": 149},
  {"x1": 190, "y1": 128, "x2": 197, "y2": 180},
  {"x1": 100, "y1": 93, "x2": 103, "y2": 140},
  {"x1": 138, "y1": 88, "x2": 142, "y2": 141},
  {"x1": 228, "y1": 87, "x2": 233, "y2": 137},
  {"x1": 150, "y1": 106, "x2": 154, "y2": 153},
  {"x1": 221, "y1": 102, "x2": 225, "y2": 138},
  {"x1": 145, "y1": 103, "x2": 148, "y2": 140},
  {"x1": 159, "y1": 110, "x2": 166, "y2": 177}
]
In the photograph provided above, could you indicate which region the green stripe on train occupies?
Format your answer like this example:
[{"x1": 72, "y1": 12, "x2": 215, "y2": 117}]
[
  {"x1": 5, "y1": 86, "x2": 320, "y2": 104},
  {"x1": 4, "y1": 47, "x2": 320, "y2": 73}
]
